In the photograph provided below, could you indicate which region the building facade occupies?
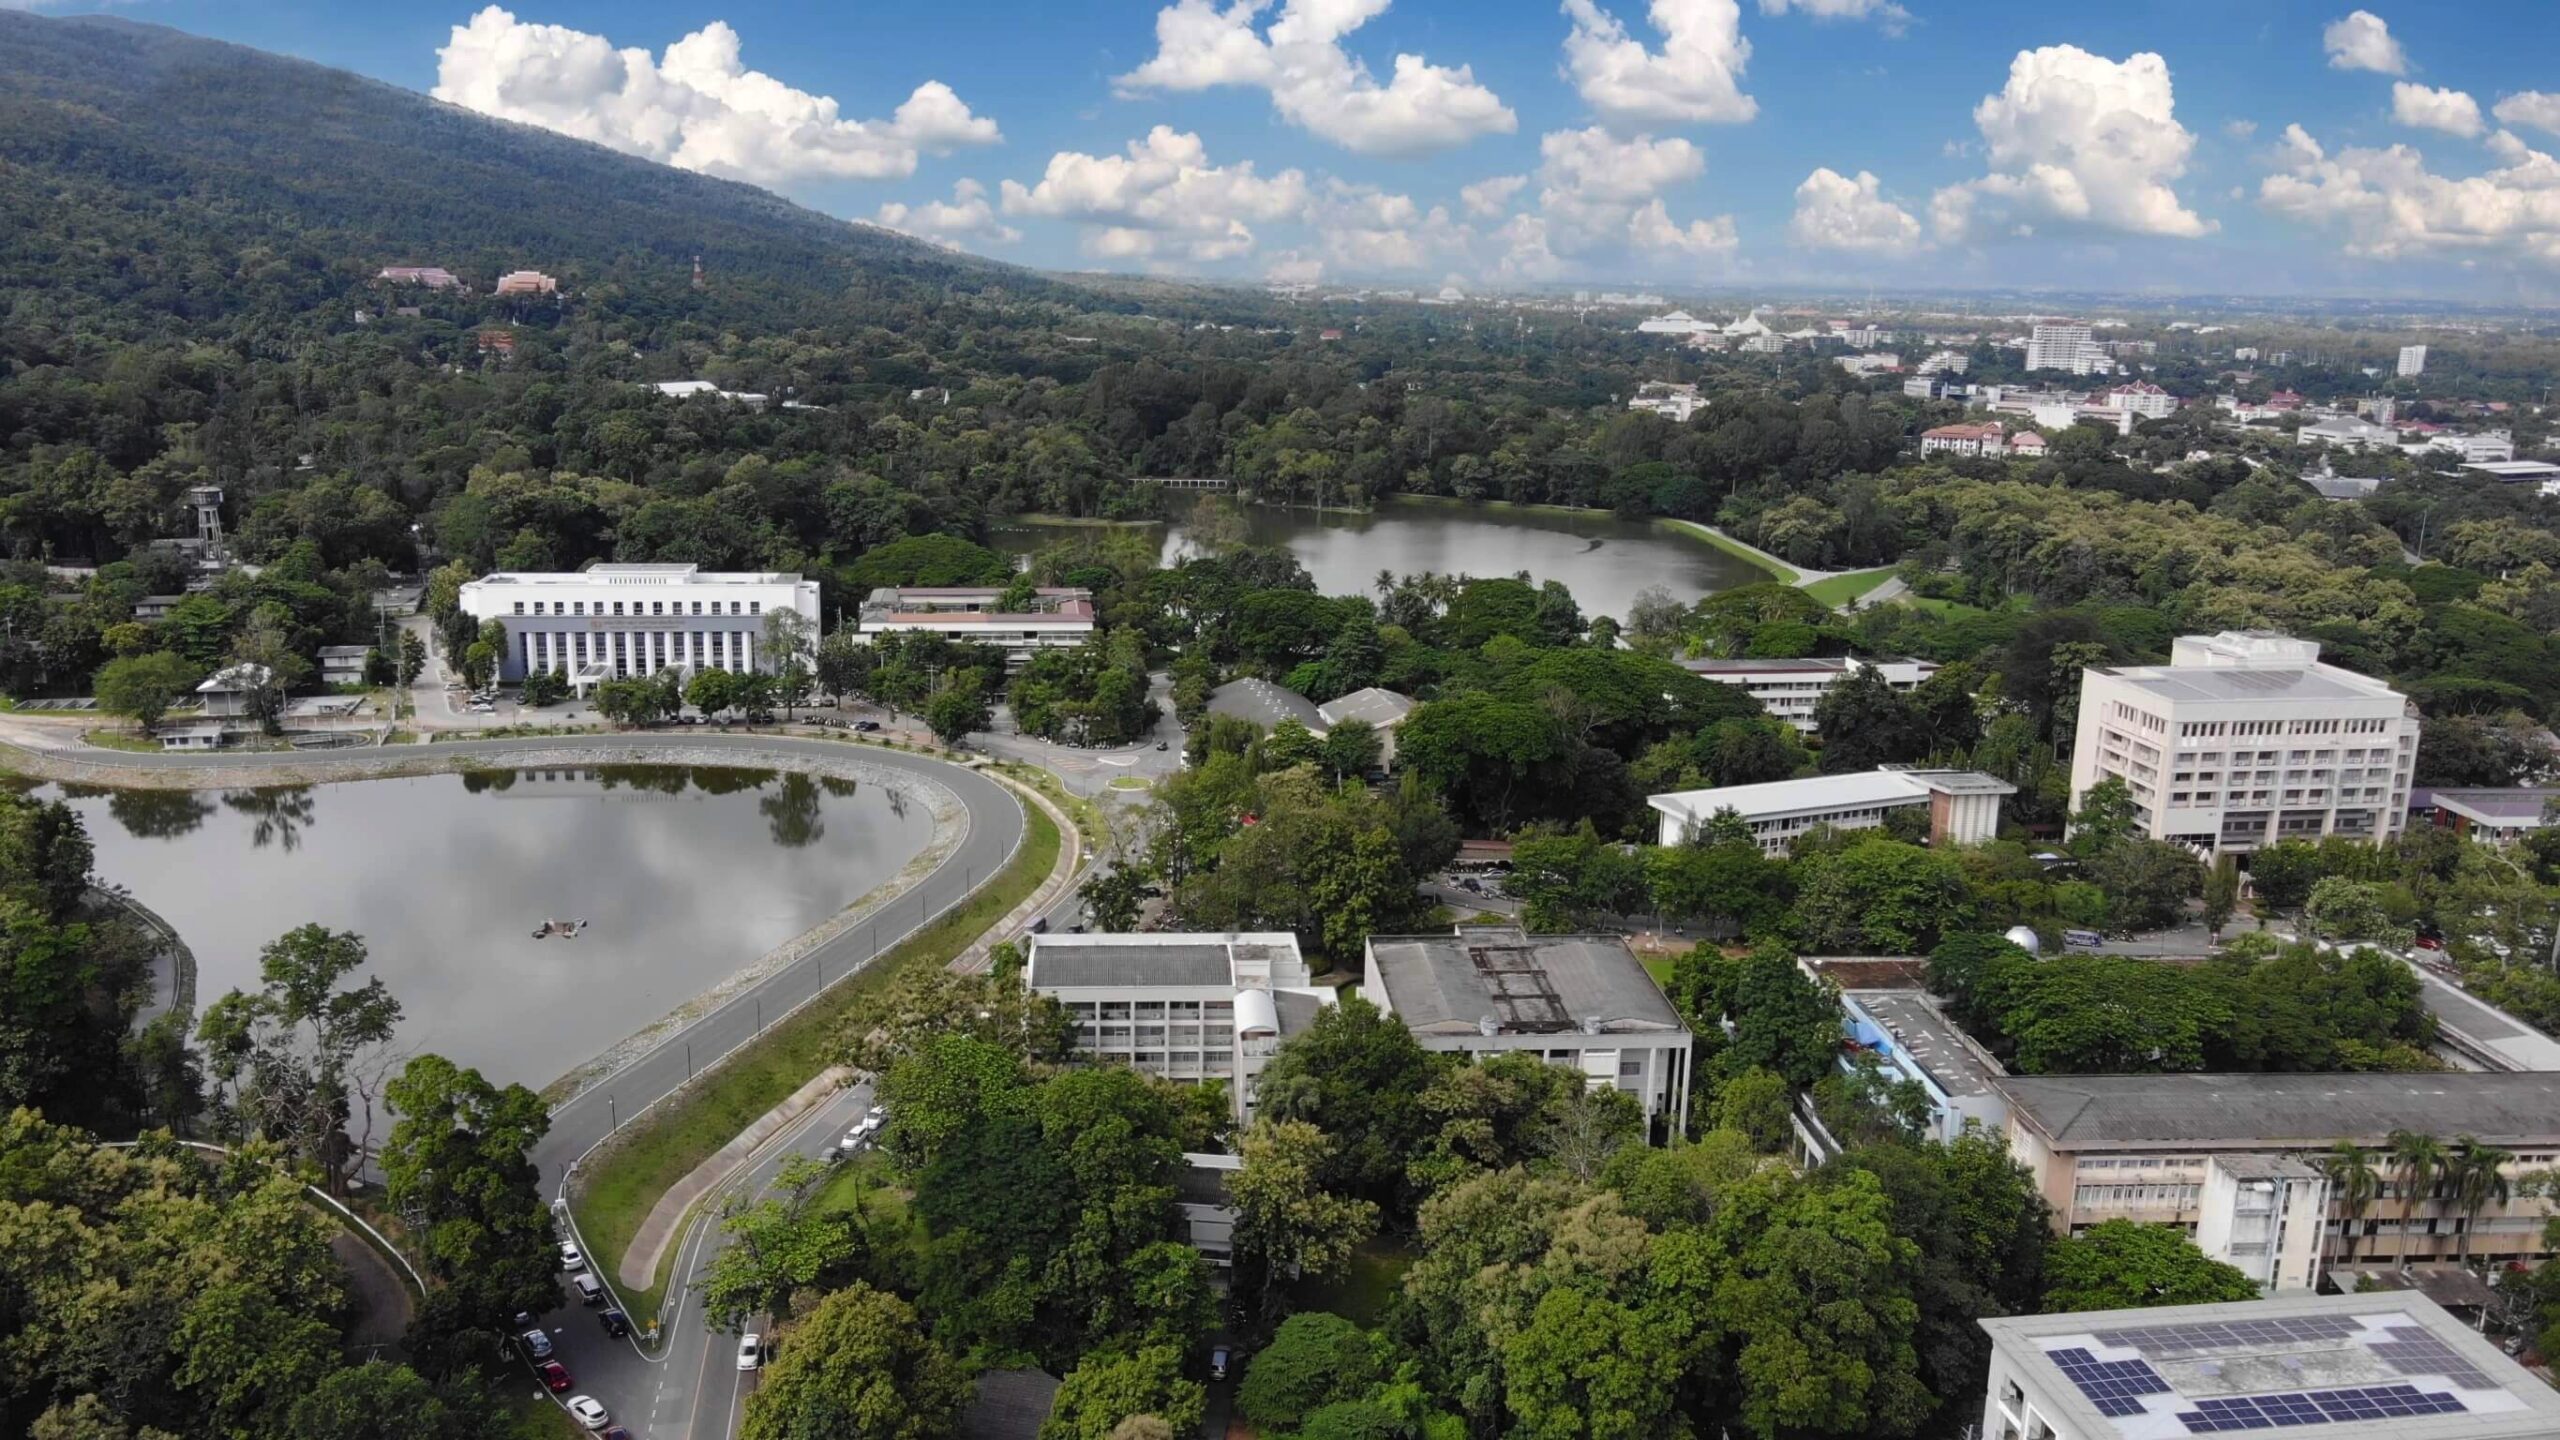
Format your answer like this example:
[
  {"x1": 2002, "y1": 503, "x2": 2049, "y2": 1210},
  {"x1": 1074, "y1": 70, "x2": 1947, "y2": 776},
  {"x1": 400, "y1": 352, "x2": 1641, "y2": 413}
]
[
  {"x1": 2025, "y1": 323, "x2": 2108, "y2": 375},
  {"x1": 2398, "y1": 343, "x2": 2428, "y2": 377},
  {"x1": 1996, "y1": 1072, "x2": 2560, "y2": 1286},
  {"x1": 1362, "y1": 926, "x2": 1694, "y2": 1135},
  {"x1": 855, "y1": 586, "x2": 1095, "y2": 659},
  {"x1": 493, "y1": 270, "x2": 558, "y2": 296},
  {"x1": 317, "y1": 645, "x2": 370, "y2": 687},
  {"x1": 1979, "y1": 1293, "x2": 2560, "y2": 1440},
  {"x1": 1025, "y1": 932, "x2": 1333, "y2": 1125},
  {"x1": 2067, "y1": 631, "x2": 2421, "y2": 855},
  {"x1": 1676, "y1": 656, "x2": 1938, "y2": 732},
  {"x1": 1650, "y1": 766, "x2": 2014, "y2": 854},
  {"x1": 457, "y1": 563, "x2": 820, "y2": 690}
]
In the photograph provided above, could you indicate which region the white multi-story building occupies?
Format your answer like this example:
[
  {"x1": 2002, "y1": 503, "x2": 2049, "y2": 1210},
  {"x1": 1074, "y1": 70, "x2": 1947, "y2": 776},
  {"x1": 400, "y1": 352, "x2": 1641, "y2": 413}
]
[
  {"x1": 1979, "y1": 1292, "x2": 2560, "y2": 1440},
  {"x1": 2102, "y1": 381, "x2": 2175, "y2": 419},
  {"x1": 1025, "y1": 932, "x2": 1334, "y2": 1126},
  {"x1": 1736, "y1": 333, "x2": 1786, "y2": 354},
  {"x1": 1915, "y1": 349, "x2": 1971, "y2": 376},
  {"x1": 1835, "y1": 352, "x2": 1902, "y2": 378},
  {"x1": 457, "y1": 563, "x2": 819, "y2": 691},
  {"x1": 2025, "y1": 323, "x2": 2109, "y2": 375},
  {"x1": 1677, "y1": 656, "x2": 1938, "y2": 732},
  {"x1": 855, "y1": 586, "x2": 1096, "y2": 658},
  {"x1": 2068, "y1": 632, "x2": 2421, "y2": 856},
  {"x1": 1362, "y1": 926, "x2": 1694, "y2": 1134},
  {"x1": 2398, "y1": 343, "x2": 2428, "y2": 377},
  {"x1": 1649, "y1": 766, "x2": 2014, "y2": 854}
]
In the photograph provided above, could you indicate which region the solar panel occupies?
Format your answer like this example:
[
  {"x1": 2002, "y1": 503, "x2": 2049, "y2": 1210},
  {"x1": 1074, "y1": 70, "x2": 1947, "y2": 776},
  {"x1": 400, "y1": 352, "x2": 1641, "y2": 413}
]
[
  {"x1": 2175, "y1": 1385, "x2": 2466, "y2": 1433},
  {"x1": 2048, "y1": 1347, "x2": 2174, "y2": 1417},
  {"x1": 2091, "y1": 1316, "x2": 2364, "y2": 1358},
  {"x1": 2363, "y1": 1329, "x2": 2495, "y2": 1391}
]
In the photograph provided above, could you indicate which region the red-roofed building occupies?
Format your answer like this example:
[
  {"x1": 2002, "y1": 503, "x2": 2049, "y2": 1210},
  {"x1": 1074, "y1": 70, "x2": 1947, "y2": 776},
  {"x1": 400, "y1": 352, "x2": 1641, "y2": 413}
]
[
  {"x1": 2008, "y1": 430, "x2": 2048, "y2": 457},
  {"x1": 1920, "y1": 421, "x2": 2008, "y2": 458},
  {"x1": 2266, "y1": 388, "x2": 2306, "y2": 410}
]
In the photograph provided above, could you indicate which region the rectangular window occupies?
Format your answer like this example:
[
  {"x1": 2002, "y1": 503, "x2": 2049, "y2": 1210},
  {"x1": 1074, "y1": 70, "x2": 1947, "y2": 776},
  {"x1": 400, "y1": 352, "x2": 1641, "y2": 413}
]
[{"x1": 513, "y1": 602, "x2": 524, "y2": 615}]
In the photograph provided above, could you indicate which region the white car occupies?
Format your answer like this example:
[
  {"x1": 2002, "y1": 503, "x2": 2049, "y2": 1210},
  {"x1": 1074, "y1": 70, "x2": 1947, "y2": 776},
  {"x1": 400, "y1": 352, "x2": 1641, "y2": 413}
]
[
  {"x1": 565, "y1": 1395, "x2": 609, "y2": 1430},
  {"x1": 737, "y1": 1333, "x2": 763, "y2": 1371},
  {"x1": 558, "y1": 1240, "x2": 586, "y2": 1271}
]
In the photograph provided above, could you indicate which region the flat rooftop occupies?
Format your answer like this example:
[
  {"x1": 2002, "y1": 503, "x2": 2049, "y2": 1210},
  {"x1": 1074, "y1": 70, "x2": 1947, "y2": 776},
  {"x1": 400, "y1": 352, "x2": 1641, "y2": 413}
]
[
  {"x1": 1983, "y1": 1292, "x2": 2560, "y2": 1439},
  {"x1": 2428, "y1": 787, "x2": 2559, "y2": 824},
  {"x1": 1845, "y1": 990, "x2": 2003, "y2": 1099},
  {"x1": 1650, "y1": 767, "x2": 2010, "y2": 822},
  {"x1": 1998, "y1": 1071, "x2": 2560, "y2": 1150},
  {"x1": 1367, "y1": 926, "x2": 1685, "y2": 1037},
  {"x1": 2406, "y1": 964, "x2": 2560, "y2": 1072},
  {"x1": 2092, "y1": 663, "x2": 2398, "y2": 707},
  {"x1": 1029, "y1": 942, "x2": 1235, "y2": 989},
  {"x1": 467, "y1": 565, "x2": 806, "y2": 586}
]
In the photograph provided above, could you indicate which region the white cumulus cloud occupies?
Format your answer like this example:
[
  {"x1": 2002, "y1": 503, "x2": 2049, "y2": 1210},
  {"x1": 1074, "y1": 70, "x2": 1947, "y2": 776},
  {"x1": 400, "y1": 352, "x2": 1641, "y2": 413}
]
[
  {"x1": 2260, "y1": 121, "x2": 2560, "y2": 265},
  {"x1": 432, "y1": 6, "x2": 998, "y2": 187},
  {"x1": 2392, "y1": 82, "x2": 2483, "y2": 138},
  {"x1": 1000, "y1": 126, "x2": 1310, "y2": 263},
  {"x1": 1627, "y1": 198, "x2": 1738, "y2": 254},
  {"x1": 1561, "y1": 0, "x2": 1756, "y2": 129},
  {"x1": 2492, "y1": 92, "x2": 2560, "y2": 138},
  {"x1": 1930, "y1": 45, "x2": 2212, "y2": 241},
  {"x1": 1789, "y1": 167, "x2": 1921, "y2": 251},
  {"x1": 875, "y1": 179, "x2": 1021, "y2": 247},
  {"x1": 2322, "y1": 10, "x2": 2406, "y2": 75},
  {"x1": 1757, "y1": 0, "x2": 1909, "y2": 32},
  {"x1": 1531, "y1": 126, "x2": 1736, "y2": 258},
  {"x1": 1461, "y1": 174, "x2": 1530, "y2": 217},
  {"x1": 1116, "y1": 0, "x2": 1514, "y2": 156},
  {"x1": 1308, "y1": 180, "x2": 1474, "y2": 272}
]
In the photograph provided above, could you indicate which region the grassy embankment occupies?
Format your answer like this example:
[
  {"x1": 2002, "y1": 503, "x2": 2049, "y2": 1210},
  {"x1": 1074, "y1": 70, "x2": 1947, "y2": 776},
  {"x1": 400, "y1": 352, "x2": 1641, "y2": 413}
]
[
  {"x1": 1798, "y1": 568, "x2": 1898, "y2": 607},
  {"x1": 570, "y1": 798, "x2": 1061, "y2": 1321}
]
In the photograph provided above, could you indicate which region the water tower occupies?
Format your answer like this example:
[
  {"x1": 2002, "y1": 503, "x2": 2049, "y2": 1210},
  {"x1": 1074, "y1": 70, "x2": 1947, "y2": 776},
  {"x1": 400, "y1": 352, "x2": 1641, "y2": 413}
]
[{"x1": 187, "y1": 485, "x2": 226, "y2": 567}]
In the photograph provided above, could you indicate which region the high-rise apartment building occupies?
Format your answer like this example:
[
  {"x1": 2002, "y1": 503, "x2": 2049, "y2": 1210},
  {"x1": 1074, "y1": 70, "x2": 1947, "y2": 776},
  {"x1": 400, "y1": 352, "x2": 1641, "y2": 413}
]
[
  {"x1": 2397, "y1": 343, "x2": 2428, "y2": 377},
  {"x1": 2025, "y1": 322, "x2": 2107, "y2": 375},
  {"x1": 2067, "y1": 632, "x2": 2420, "y2": 855}
]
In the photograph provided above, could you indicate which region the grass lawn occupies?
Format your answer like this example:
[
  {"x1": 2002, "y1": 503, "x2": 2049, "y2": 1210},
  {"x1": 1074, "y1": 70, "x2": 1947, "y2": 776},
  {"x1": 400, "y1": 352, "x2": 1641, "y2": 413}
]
[
  {"x1": 571, "y1": 799, "x2": 1061, "y2": 1323},
  {"x1": 1107, "y1": 775, "x2": 1153, "y2": 791},
  {"x1": 1648, "y1": 518, "x2": 1799, "y2": 584},
  {"x1": 81, "y1": 727, "x2": 162, "y2": 752},
  {"x1": 1798, "y1": 567, "x2": 1897, "y2": 607},
  {"x1": 1298, "y1": 1239, "x2": 1416, "y2": 1328},
  {"x1": 1642, "y1": 954, "x2": 1675, "y2": 990}
]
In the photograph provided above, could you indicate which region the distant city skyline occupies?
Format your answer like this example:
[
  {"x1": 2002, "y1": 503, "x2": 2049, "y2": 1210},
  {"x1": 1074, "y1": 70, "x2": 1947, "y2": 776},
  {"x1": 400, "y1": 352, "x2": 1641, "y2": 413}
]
[{"x1": 44, "y1": 0, "x2": 2560, "y2": 301}]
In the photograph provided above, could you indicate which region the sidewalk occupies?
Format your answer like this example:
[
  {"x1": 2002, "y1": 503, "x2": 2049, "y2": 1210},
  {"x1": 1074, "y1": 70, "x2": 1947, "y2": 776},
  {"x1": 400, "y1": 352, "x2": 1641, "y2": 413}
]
[
  {"x1": 950, "y1": 771, "x2": 1084, "y2": 975},
  {"x1": 618, "y1": 1064, "x2": 848, "y2": 1289}
]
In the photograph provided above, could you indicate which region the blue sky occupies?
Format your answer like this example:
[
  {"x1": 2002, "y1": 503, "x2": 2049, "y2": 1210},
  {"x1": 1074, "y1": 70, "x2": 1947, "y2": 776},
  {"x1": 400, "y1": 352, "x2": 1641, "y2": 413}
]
[{"x1": 58, "y1": 0, "x2": 2560, "y2": 300}]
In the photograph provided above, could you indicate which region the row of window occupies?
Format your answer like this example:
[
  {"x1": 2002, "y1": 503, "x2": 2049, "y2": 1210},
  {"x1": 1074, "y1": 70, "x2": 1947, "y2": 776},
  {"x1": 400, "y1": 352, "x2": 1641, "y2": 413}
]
[
  {"x1": 512, "y1": 598, "x2": 761, "y2": 617},
  {"x1": 2179, "y1": 717, "x2": 2395, "y2": 738},
  {"x1": 530, "y1": 630, "x2": 745, "y2": 672},
  {"x1": 1063, "y1": 1000, "x2": 1234, "y2": 1021},
  {"x1": 2169, "y1": 789, "x2": 2392, "y2": 808}
]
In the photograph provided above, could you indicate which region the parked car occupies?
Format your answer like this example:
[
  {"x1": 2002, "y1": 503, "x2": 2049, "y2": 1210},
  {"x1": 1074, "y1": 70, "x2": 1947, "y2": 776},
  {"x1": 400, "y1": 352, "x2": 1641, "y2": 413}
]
[
  {"x1": 559, "y1": 1240, "x2": 585, "y2": 1271},
  {"x1": 599, "y1": 1307, "x2": 630, "y2": 1337},
  {"x1": 1155, "y1": 740, "x2": 1170, "y2": 751},
  {"x1": 601, "y1": 1430, "x2": 634, "y2": 1440},
  {"x1": 572, "y1": 1274, "x2": 605, "y2": 1306},
  {"x1": 737, "y1": 1333, "x2": 764, "y2": 1371},
  {"x1": 1210, "y1": 1345, "x2": 1231, "y2": 1381},
  {"x1": 1029, "y1": 916, "x2": 1050, "y2": 934},
  {"x1": 537, "y1": 1361, "x2": 573, "y2": 1394},
  {"x1": 565, "y1": 1396, "x2": 609, "y2": 1430},
  {"x1": 853, "y1": 719, "x2": 881, "y2": 732},
  {"x1": 2063, "y1": 929, "x2": 2106, "y2": 949},
  {"x1": 518, "y1": 1328, "x2": 553, "y2": 1361}
]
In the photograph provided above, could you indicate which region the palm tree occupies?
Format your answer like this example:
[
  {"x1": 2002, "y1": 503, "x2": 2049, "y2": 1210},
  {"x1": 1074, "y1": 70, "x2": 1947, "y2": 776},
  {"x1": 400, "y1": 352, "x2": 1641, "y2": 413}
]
[
  {"x1": 2387, "y1": 1129, "x2": 2449, "y2": 1270},
  {"x1": 2316, "y1": 1141, "x2": 2383, "y2": 1280},
  {"x1": 2446, "y1": 1135, "x2": 2515, "y2": 1267}
]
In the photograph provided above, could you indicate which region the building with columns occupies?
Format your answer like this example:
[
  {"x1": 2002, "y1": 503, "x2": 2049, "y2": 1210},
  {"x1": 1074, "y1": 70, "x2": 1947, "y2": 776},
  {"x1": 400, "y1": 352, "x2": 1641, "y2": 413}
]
[{"x1": 458, "y1": 563, "x2": 819, "y2": 693}]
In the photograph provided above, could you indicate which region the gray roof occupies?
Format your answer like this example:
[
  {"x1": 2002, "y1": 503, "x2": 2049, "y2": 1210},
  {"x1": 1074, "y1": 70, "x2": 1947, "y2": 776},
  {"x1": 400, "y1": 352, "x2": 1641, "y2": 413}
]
[
  {"x1": 1368, "y1": 926, "x2": 1685, "y2": 1036},
  {"x1": 959, "y1": 1369, "x2": 1059, "y2": 1440},
  {"x1": 1275, "y1": 988, "x2": 1325, "y2": 1038},
  {"x1": 1207, "y1": 678, "x2": 1324, "y2": 731},
  {"x1": 1998, "y1": 1072, "x2": 2560, "y2": 1150},
  {"x1": 317, "y1": 645, "x2": 371, "y2": 659},
  {"x1": 1032, "y1": 942, "x2": 1233, "y2": 988},
  {"x1": 2095, "y1": 663, "x2": 2393, "y2": 706},
  {"x1": 2428, "y1": 787, "x2": 2559, "y2": 822},
  {"x1": 1847, "y1": 990, "x2": 2003, "y2": 1098},
  {"x1": 1317, "y1": 686, "x2": 1416, "y2": 729}
]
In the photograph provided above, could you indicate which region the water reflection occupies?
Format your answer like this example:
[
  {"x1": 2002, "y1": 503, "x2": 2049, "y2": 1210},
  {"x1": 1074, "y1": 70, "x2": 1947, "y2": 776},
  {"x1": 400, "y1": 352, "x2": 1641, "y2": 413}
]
[{"x1": 52, "y1": 765, "x2": 934, "y2": 1091}]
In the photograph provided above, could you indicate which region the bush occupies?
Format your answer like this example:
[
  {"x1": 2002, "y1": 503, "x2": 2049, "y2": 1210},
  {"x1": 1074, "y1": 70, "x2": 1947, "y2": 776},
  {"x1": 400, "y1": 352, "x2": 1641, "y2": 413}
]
[{"x1": 1236, "y1": 1313, "x2": 1381, "y2": 1431}]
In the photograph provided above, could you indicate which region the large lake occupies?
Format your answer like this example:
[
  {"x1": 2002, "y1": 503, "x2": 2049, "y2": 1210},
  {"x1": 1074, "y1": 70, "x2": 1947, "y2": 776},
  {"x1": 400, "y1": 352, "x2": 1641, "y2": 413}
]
[
  {"x1": 54, "y1": 766, "x2": 933, "y2": 1093},
  {"x1": 997, "y1": 500, "x2": 1767, "y2": 621}
]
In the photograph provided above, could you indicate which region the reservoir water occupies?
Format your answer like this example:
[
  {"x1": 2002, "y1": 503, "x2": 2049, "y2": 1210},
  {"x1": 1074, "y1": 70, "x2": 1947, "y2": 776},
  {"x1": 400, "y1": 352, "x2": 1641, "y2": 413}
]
[
  {"x1": 998, "y1": 500, "x2": 1767, "y2": 621},
  {"x1": 54, "y1": 765, "x2": 934, "y2": 1093}
]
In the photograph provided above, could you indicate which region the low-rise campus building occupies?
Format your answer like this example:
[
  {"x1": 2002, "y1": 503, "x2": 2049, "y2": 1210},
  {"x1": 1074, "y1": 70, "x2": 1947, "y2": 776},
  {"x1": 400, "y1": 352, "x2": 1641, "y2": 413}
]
[
  {"x1": 1675, "y1": 655, "x2": 1938, "y2": 732},
  {"x1": 855, "y1": 586, "x2": 1095, "y2": 659},
  {"x1": 457, "y1": 563, "x2": 821, "y2": 691},
  {"x1": 1361, "y1": 925, "x2": 1694, "y2": 1134},
  {"x1": 1024, "y1": 932, "x2": 1333, "y2": 1126},
  {"x1": 1996, "y1": 1071, "x2": 2560, "y2": 1289},
  {"x1": 1979, "y1": 1292, "x2": 2560, "y2": 1440},
  {"x1": 1649, "y1": 766, "x2": 2013, "y2": 854}
]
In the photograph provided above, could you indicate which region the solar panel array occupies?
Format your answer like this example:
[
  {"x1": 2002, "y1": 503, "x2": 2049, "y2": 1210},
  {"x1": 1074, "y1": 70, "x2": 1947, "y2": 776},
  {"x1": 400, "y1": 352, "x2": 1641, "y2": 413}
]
[
  {"x1": 2048, "y1": 1348, "x2": 2174, "y2": 1418},
  {"x1": 2363, "y1": 1328, "x2": 2494, "y2": 1391},
  {"x1": 2174, "y1": 1385, "x2": 2466, "y2": 1432},
  {"x1": 2088, "y1": 1315, "x2": 2364, "y2": 1358}
]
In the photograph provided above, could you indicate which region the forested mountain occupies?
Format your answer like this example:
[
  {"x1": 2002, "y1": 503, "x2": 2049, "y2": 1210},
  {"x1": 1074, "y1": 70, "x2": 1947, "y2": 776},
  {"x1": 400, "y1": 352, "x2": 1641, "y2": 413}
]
[{"x1": 0, "y1": 12, "x2": 1046, "y2": 339}]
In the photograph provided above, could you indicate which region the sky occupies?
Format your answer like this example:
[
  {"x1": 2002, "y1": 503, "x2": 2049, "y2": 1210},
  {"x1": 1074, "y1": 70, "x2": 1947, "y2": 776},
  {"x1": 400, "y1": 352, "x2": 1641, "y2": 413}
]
[{"x1": 33, "y1": 0, "x2": 2560, "y2": 301}]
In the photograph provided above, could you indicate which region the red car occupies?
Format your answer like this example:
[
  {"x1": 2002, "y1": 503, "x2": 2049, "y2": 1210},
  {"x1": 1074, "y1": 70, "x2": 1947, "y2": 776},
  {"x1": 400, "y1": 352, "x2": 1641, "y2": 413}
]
[{"x1": 538, "y1": 1361, "x2": 573, "y2": 1394}]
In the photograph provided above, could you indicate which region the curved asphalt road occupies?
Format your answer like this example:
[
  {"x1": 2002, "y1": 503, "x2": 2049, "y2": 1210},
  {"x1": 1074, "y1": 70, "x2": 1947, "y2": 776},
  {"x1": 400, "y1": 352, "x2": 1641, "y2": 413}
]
[{"x1": 10, "y1": 729, "x2": 1024, "y2": 1440}]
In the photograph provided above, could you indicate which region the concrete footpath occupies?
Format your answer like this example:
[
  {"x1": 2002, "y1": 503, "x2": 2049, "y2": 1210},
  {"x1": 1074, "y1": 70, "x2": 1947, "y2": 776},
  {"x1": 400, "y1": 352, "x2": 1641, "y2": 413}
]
[
  {"x1": 619, "y1": 1064, "x2": 849, "y2": 1289},
  {"x1": 952, "y1": 772, "x2": 1086, "y2": 975}
]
